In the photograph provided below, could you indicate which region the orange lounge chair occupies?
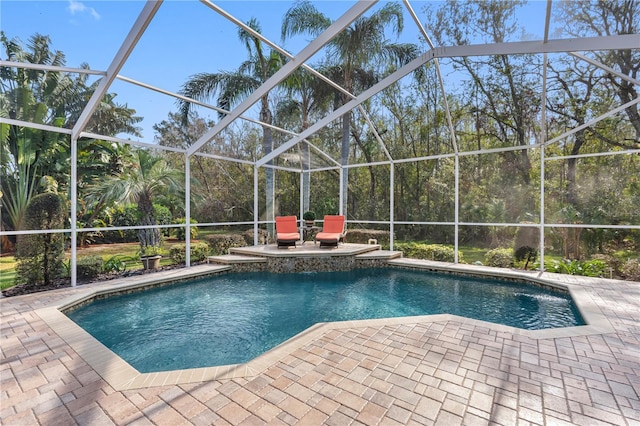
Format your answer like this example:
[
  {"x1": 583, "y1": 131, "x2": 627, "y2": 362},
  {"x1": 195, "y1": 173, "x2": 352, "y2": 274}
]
[
  {"x1": 315, "y1": 215, "x2": 346, "y2": 248},
  {"x1": 275, "y1": 216, "x2": 301, "y2": 248}
]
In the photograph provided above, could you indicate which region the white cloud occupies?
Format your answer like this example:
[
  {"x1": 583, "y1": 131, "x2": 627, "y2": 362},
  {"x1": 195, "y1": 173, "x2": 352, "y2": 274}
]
[{"x1": 68, "y1": 0, "x2": 101, "y2": 20}]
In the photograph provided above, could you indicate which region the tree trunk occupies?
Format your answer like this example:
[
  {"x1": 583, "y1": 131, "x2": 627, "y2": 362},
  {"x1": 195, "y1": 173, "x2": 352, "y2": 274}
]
[
  {"x1": 137, "y1": 192, "x2": 160, "y2": 248},
  {"x1": 302, "y1": 142, "x2": 311, "y2": 213},
  {"x1": 566, "y1": 129, "x2": 585, "y2": 206}
]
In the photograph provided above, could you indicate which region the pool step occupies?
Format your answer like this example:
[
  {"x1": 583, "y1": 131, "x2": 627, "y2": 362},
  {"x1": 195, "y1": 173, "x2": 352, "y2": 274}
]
[
  {"x1": 355, "y1": 250, "x2": 403, "y2": 260},
  {"x1": 207, "y1": 254, "x2": 267, "y2": 265}
]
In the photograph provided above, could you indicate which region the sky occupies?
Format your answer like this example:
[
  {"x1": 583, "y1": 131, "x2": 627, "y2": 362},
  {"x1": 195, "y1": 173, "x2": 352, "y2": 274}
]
[{"x1": 1, "y1": 0, "x2": 551, "y2": 142}]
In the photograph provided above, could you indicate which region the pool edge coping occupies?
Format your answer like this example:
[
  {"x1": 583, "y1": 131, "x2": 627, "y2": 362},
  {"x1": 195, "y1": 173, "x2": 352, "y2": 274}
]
[{"x1": 35, "y1": 261, "x2": 617, "y2": 391}]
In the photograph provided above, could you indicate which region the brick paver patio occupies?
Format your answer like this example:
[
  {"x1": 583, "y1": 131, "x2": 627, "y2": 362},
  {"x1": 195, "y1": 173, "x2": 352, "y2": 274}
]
[{"x1": 1, "y1": 262, "x2": 639, "y2": 425}]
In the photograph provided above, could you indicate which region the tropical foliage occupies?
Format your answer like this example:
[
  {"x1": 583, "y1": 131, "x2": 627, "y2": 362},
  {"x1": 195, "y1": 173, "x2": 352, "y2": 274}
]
[{"x1": 0, "y1": 32, "x2": 142, "y2": 240}]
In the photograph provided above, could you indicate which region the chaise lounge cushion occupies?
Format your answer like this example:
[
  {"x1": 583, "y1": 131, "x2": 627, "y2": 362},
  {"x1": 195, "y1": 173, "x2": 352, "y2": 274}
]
[
  {"x1": 275, "y1": 216, "x2": 301, "y2": 247},
  {"x1": 315, "y1": 215, "x2": 346, "y2": 247}
]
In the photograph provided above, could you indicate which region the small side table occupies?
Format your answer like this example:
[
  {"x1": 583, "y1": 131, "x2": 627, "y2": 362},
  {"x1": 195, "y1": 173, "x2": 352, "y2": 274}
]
[{"x1": 302, "y1": 226, "x2": 321, "y2": 244}]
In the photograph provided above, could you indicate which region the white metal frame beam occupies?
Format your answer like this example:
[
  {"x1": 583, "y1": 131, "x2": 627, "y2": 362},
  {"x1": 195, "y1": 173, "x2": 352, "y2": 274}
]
[
  {"x1": 116, "y1": 75, "x2": 299, "y2": 137},
  {"x1": 70, "y1": 0, "x2": 162, "y2": 140},
  {"x1": 0, "y1": 60, "x2": 105, "y2": 76},
  {"x1": 569, "y1": 52, "x2": 640, "y2": 87},
  {"x1": 543, "y1": 0, "x2": 553, "y2": 43},
  {"x1": 186, "y1": 0, "x2": 376, "y2": 157},
  {"x1": 259, "y1": 34, "x2": 636, "y2": 167},
  {"x1": 0, "y1": 117, "x2": 73, "y2": 135},
  {"x1": 438, "y1": 34, "x2": 639, "y2": 58},
  {"x1": 259, "y1": 49, "x2": 435, "y2": 166},
  {"x1": 544, "y1": 97, "x2": 640, "y2": 147}
]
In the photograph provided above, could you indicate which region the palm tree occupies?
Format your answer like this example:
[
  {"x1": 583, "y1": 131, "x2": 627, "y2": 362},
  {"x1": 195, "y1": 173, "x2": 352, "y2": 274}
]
[
  {"x1": 282, "y1": 1, "x2": 418, "y2": 216},
  {"x1": 275, "y1": 67, "x2": 333, "y2": 214},
  {"x1": 179, "y1": 18, "x2": 283, "y2": 231},
  {"x1": 89, "y1": 149, "x2": 183, "y2": 250}
]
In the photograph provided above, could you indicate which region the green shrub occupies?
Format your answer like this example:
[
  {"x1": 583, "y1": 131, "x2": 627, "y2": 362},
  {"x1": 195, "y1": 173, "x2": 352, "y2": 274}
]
[
  {"x1": 395, "y1": 242, "x2": 463, "y2": 263},
  {"x1": 621, "y1": 258, "x2": 640, "y2": 281},
  {"x1": 102, "y1": 255, "x2": 132, "y2": 274},
  {"x1": 76, "y1": 256, "x2": 103, "y2": 280},
  {"x1": 581, "y1": 259, "x2": 608, "y2": 277},
  {"x1": 15, "y1": 193, "x2": 66, "y2": 287},
  {"x1": 543, "y1": 259, "x2": 569, "y2": 274},
  {"x1": 591, "y1": 254, "x2": 620, "y2": 277},
  {"x1": 154, "y1": 204, "x2": 173, "y2": 237},
  {"x1": 102, "y1": 204, "x2": 138, "y2": 243},
  {"x1": 542, "y1": 258, "x2": 608, "y2": 277},
  {"x1": 140, "y1": 245, "x2": 162, "y2": 257},
  {"x1": 484, "y1": 248, "x2": 514, "y2": 268},
  {"x1": 169, "y1": 242, "x2": 210, "y2": 264},
  {"x1": 205, "y1": 234, "x2": 246, "y2": 255},
  {"x1": 173, "y1": 217, "x2": 198, "y2": 240}
]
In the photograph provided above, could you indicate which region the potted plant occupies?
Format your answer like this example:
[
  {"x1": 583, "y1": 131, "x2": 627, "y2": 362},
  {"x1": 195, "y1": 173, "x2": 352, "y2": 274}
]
[
  {"x1": 303, "y1": 211, "x2": 316, "y2": 227},
  {"x1": 140, "y1": 245, "x2": 162, "y2": 270}
]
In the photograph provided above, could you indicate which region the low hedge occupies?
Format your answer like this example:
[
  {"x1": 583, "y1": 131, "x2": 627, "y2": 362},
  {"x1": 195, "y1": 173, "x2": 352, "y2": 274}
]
[
  {"x1": 395, "y1": 242, "x2": 463, "y2": 263},
  {"x1": 77, "y1": 255, "x2": 103, "y2": 280},
  {"x1": 243, "y1": 228, "x2": 270, "y2": 245},
  {"x1": 205, "y1": 234, "x2": 246, "y2": 255},
  {"x1": 169, "y1": 242, "x2": 210, "y2": 264}
]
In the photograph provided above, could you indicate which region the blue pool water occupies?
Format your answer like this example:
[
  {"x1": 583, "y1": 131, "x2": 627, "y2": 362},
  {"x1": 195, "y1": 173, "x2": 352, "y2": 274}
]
[{"x1": 66, "y1": 268, "x2": 584, "y2": 373}]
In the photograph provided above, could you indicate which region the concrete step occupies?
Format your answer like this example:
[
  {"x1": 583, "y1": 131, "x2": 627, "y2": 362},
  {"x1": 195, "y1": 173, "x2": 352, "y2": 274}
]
[
  {"x1": 355, "y1": 250, "x2": 403, "y2": 260},
  {"x1": 206, "y1": 254, "x2": 267, "y2": 265}
]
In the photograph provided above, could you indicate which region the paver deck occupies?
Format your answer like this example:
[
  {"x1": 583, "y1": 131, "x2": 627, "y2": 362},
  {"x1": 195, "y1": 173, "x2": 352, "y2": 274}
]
[{"x1": 1, "y1": 256, "x2": 639, "y2": 425}]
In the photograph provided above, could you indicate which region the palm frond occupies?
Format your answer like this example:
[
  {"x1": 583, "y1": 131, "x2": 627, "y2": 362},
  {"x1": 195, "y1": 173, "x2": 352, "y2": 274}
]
[
  {"x1": 216, "y1": 73, "x2": 260, "y2": 111},
  {"x1": 281, "y1": 0, "x2": 331, "y2": 41},
  {"x1": 178, "y1": 72, "x2": 225, "y2": 121}
]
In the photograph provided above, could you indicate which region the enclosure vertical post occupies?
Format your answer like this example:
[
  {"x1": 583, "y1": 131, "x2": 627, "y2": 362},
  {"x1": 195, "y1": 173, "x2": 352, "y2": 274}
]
[
  {"x1": 70, "y1": 135, "x2": 77, "y2": 287},
  {"x1": 185, "y1": 154, "x2": 191, "y2": 267},
  {"x1": 390, "y1": 163, "x2": 395, "y2": 251},
  {"x1": 454, "y1": 156, "x2": 459, "y2": 263},
  {"x1": 540, "y1": 53, "x2": 548, "y2": 272},
  {"x1": 254, "y1": 166, "x2": 259, "y2": 246},
  {"x1": 299, "y1": 172, "x2": 304, "y2": 231},
  {"x1": 540, "y1": 144, "x2": 546, "y2": 272},
  {"x1": 339, "y1": 168, "x2": 344, "y2": 216}
]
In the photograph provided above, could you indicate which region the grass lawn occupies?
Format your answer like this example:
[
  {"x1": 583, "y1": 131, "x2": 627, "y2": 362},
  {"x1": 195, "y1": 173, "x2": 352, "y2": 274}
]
[
  {"x1": 458, "y1": 245, "x2": 486, "y2": 264},
  {"x1": 0, "y1": 257, "x2": 16, "y2": 290}
]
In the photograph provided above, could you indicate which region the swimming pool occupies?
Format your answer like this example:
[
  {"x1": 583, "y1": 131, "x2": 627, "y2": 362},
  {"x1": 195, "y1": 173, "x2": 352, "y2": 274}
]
[{"x1": 66, "y1": 268, "x2": 584, "y2": 373}]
